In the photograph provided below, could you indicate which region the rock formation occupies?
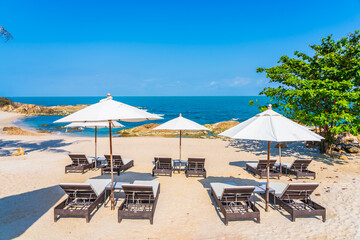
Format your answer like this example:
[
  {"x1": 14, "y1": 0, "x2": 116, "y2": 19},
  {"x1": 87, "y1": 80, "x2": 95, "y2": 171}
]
[
  {"x1": 3, "y1": 127, "x2": 39, "y2": 136},
  {"x1": 0, "y1": 102, "x2": 87, "y2": 116}
]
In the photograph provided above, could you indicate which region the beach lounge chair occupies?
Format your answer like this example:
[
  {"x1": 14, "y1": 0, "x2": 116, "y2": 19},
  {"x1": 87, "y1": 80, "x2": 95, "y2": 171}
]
[
  {"x1": 101, "y1": 155, "x2": 134, "y2": 176},
  {"x1": 54, "y1": 179, "x2": 111, "y2": 223},
  {"x1": 152, "y1": 157, "x2": 173, "y2": 176},
  {"x1": 185, "y1": 157, "x2": 206, "y2": 178},
  {"x1": 118, "y1": 181, "x2": 160, "y2": 224},
  {"x1": 246, "y1": 159, "x2": 280, "y2": 179},
  {"x1": 65, "y1": 154, "x2": 95, "y2": 174},
  {"x1": 266, "y1": 182, "x2": 326, "y2": 222},
  {"x1": 276, "y1": 159, "x2": 316, "y2": 179},
  {"x1": 210, "y1": 183, "x2": 260, "y2": 225}
]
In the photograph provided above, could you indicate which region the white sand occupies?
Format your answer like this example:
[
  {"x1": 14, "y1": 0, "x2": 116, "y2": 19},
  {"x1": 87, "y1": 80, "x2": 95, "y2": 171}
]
[{"x1": 0, "y1": 111, "x2": 359, "y2": 240}]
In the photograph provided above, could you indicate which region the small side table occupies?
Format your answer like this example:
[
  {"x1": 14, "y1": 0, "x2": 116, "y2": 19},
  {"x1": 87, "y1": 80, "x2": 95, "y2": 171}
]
[
  {"x1": 172, "y1": 159, "x2": 188, "y2": 173},
  {"x1": 252, "y1": 185, "x2": 276, "y2": 206},
  {"x1": 105, "y1": 181, "x2": 130, "y2": 206}
]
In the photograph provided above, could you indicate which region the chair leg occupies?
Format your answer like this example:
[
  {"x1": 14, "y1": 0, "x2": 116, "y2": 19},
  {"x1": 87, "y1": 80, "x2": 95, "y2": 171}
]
[
  {"x1": 54, "y1": 214, "x2": 58, "y2": 222},
  {"x1": 86, "y1": 214, "x2": 90, "y2": 223}
]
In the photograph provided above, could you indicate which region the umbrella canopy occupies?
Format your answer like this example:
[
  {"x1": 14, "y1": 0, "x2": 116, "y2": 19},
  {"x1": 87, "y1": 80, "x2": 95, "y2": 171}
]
[
  {"x1": 54, "y1": 95, "x2": 161, "y2": 123},
  {"x1": 65, "y1": 121, "x2": 124, "y2": 128},
  {"x1": 220, "y1": 108, "x2": 323, "y2": 142},
  {"x1": 154, "y1": 114, "x2": 209, "y2": 172},
  {"x1": 219, "y1": 105, "x2": 323, "y2": 211},
  {"x1": 54, "y1": 94, "x2": 162, "y2": 210},
  {"x1": 154, "y1": 114, "x2": 208, "y2": 131}
]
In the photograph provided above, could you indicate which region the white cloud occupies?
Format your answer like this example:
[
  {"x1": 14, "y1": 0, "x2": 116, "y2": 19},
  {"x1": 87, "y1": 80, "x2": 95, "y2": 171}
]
[
  {"x1": 228, "y1": 77, "x2": 251, "y2": 87},
  {"x1": 209, "y1": 81, "x2": 218, "y2": 86},
  {"x1": 144, "y1": 78, "x2": 157, "y2": 82},
  {"x1": 208, "y1": 76, "x2": 251, "y2": 88}
]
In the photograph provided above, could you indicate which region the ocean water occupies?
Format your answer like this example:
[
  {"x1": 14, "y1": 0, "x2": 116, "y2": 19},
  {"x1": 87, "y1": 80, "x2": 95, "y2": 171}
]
[{"x1": 10, "y1": 96, "x2": 269, "y2": 137}]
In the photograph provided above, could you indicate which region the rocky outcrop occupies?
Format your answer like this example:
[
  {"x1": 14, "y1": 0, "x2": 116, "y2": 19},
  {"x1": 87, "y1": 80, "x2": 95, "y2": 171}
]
[
  {"x1": 204, "y1": 121, "x2": 239, "y2": 134},
  {"x1": 116, "y1": 121, "x2": 239, "y2": 137},
  {"x1": 116, "y1": 123, "x2": 208, "y2": 137},
  {"x1": 333, "y1": 132, "x2": 360, "y2": 153},
  {"x1": 12, "y1": 147, "x2": 25, "y2": 156},
  {"x1": 0, "y1": 102, "x2": 88, "y2": 116},
  {"x1": 3, "y1": 127, "x2": 40, "y2": 136}
]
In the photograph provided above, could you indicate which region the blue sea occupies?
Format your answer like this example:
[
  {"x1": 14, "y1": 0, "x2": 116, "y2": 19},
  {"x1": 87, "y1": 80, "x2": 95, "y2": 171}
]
[{"x1": 10, "y1": 96, "x2": 269, "y2": 137}]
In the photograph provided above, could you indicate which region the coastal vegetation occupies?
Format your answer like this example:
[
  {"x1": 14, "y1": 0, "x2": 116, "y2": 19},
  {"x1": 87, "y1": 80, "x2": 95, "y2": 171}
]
[
  {"x1": 0, "y1": 25, "x2": 13, "y2": 42},
  {"x1": 254, "y1": 31, "x2": 360, "y2": 153}
]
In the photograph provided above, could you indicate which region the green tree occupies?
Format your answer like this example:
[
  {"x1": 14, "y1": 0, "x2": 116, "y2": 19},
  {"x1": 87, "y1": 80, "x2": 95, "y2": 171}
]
[
  {"x1": 0, "y1": 25, "x2": 13, "y2": 42},
  {"x1": 256, "y1": 31, "x2": 360, "y2": 153}
]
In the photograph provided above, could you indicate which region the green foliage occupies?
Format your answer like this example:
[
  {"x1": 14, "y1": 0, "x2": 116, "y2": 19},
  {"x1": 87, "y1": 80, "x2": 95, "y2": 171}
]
[
  {"x1": 257, "y1": 31, "x2": 360, "y2": 151},
  {"x1": 0, "y1": 97, "x2": 14, "y2": 107},
  {"x1": 0, "y1": 26, "x2": 13, "y2": 42}
]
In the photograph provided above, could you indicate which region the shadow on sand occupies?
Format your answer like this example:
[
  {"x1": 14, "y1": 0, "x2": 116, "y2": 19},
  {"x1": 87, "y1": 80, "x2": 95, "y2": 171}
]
[
  {"x1": 0, "y1": 185, "x2": 63, "y2": 240},
  {"x1": 225, "y1": 139, "x2": 345, "y2": 166},
  {"x1": 0, "y1": 139, "x2": 73, "y2": 156}
]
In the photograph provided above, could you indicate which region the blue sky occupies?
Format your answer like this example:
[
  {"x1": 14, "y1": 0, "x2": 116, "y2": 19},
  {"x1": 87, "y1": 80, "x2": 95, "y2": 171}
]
[{"x1": 1, "y1": 0, "x2": 360, "y2": 96}]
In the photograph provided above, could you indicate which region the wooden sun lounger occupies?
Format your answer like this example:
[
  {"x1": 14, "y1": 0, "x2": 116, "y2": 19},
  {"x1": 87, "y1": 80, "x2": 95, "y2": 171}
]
[
  {"x1": 210, "y1": 183, "x2": 260, "y2": 225},
  {"x1": 152, "y1": 157, "x2": 173, "y2": 176},
  {"x1": 54, "y1": 179, "x2": 110, "y2": 223},
  {"x1": 246, "y1": 159, "x2": 280, "y2": 179},
  {"x1": 185, "y1": 157, "x2": 206, "y2": 178},
  {"x1": 65, "y1": 154, "x2": 95, "y2": 174},
  {"x1": 268, "y1": 182, "x2": 326, "y2": 222},
  {"x1": 277, "y1": 159, "x2": 316, "y2": 179},
  {"x1": 118, "y1": 181, "x2": 160, "y2": 224},
  {"x1": 101, "y1": 155, "x2": 134, "y2": 176}
]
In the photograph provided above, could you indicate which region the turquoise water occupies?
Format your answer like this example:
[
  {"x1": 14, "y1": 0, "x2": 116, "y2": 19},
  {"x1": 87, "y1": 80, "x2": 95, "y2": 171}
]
[{"x1": 10, "y1": 96, "x2": 269, "y2": 137}]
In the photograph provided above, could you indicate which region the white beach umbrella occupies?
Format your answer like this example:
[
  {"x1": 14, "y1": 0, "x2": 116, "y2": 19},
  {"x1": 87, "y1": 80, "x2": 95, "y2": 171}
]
[
  {"x1": 55, "y1": 94, "x2": 163, "y2": 210},
  {"x1": 154, "y1": 114, "x2": 209, "y2": 172},
  {"x1": 65, "y1": 121, "x2": 124, "y2": 169},
  {"x1": 220, "y1": 105, "x2": 323, "y2": 211}
]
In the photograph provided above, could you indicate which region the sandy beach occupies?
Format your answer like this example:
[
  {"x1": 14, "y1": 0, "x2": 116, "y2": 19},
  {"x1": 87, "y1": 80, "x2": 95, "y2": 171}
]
[{"x1": 0, "y1": 111, "x2": 359, "y2": 240}]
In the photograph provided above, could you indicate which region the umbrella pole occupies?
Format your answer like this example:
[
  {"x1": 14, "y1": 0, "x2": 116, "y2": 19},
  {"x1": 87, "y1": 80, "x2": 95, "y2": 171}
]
[
  {"x1": 266, "y1": 141, "x2": 270, "y2": 212},
  {"x1": 179, "y1": 130, "x2": 182, "y2": 173},
  {"x1": 109, "y1": 121, "x2": 115, "y2": 210},
  {"x1": 95, "y1": 126, "x2": 97, "y2": 170},
  {"x1": 279, "y1": 142, "x2": 282, "y2": 175}
]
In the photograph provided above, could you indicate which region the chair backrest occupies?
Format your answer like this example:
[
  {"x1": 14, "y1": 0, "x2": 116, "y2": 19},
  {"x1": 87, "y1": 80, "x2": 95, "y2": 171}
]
[
  {"x1": 104, "y1": 155, "x2": 124, "y2": 167},
  {"x1": 187, "y1": 157, "x2": 205, "y2": 170},
  {"x1": 290, "y1": 159, "x2": 312, "y2": 171},
  {"x1": 220, "y1": 186, "x2": 255, "y2": 203},
  {"x1": 257, "y1": 159, "x2": 277, "y2": 170},
  {"x1": 154, "y1": 157, "x2": 172, "y2": 169},
  {"x1": 69, "y1": 154, "x2": 90, "y2": 165},
  {"x1": 59, "y1": 183, "x2": 98, "y2": 201},
  {"x1": 122, "y1": 185, "x2": 155, "y2": 202},
  {"x1": 279, "y1": 183, "x2": 318, "y2": 200}
]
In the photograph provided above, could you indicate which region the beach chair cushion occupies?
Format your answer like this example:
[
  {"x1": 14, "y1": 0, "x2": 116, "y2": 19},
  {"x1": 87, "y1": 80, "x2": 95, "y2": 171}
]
[
  {"x1": 60, "y1": 179, "x2": 111, "y2": 197},
  {"x1": 265, "y1": 182, "x2": 287, "y2": 197},
  {"x1": 85, "y1": 179, "x2": 111, "y2": 196},
  {"x1": 210, "y1": 182, "x2": 238, "y2": 199},
  {"x1": 274, "y1": 162, "x2": 292, "y2": 169},
  {"x1": 132, "y1": 180, "x2": 160, "y2": 196},
  {"x1": 246, "y1": 163, "x2": 258, "y2": 169},
  {"x1": 122, "y1": 158, "x2": 133, "y2": 165}
]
